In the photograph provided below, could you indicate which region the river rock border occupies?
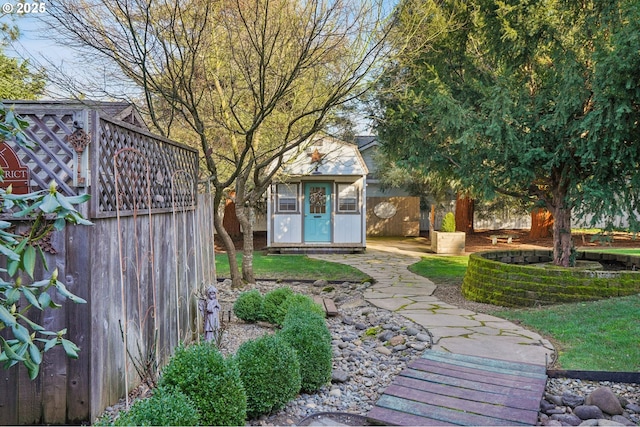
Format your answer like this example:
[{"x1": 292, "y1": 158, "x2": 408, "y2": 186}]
[{"x1": 462, "y1": 250, "x2": 640, "y2": 307}]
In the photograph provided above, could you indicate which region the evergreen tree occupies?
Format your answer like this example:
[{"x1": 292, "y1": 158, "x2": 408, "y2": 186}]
[{"x1": 374, "y1": 0, "x2": 640, "y2": 265}]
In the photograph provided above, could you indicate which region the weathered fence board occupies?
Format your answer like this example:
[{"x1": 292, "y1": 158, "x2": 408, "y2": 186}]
[{"x1": 0, "y1": 102, "x2": 214, "y2": 425}]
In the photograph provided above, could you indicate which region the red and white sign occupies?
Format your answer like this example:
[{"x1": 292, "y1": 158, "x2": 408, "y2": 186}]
[{"x1": 0, "y1": 142, "x2": 30, "y2": 194}]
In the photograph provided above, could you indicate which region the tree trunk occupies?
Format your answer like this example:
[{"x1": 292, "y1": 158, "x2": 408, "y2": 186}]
[
  {"x1": 213, "y1": 192, "x2": 243, "y2": 288},
  {"x1": 455, "y1": 193, "x2": 474, "y2": 233},
  {"x1": 551, "y1": 205, "x2": 573, "y2": 267},
  {"x1": 429, "y1": 204, "x2": 435, "y2": 235},
  {"x1": 235, "y1": 201, "x2": 255, "y2": 284},
  {"x1": 529, "y1": 207, "x2": 554, "y2": 238}
]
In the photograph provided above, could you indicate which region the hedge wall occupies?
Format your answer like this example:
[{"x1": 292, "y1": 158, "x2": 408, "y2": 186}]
[{"x1": 461, "y1": 250, "x2": 640, "y2": 307}]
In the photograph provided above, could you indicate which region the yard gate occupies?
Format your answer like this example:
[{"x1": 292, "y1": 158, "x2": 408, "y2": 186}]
[{"x1": 0, "y1": 101, "x2": 215, "y2": 425}]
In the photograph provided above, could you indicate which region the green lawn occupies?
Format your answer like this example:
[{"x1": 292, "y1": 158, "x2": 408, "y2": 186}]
[
  {"x1": 492, "y1": 295, "x2": 640, "y2": 371},
  {"x1": 408, "y1": 255, "x2": 469, "y2": 285},
  {"x1": 582, "y1": 248, "x2": 640, "y2": 255},
  {"x1": 215, "y1": 252, "x2": 371, "y2": 282},
  {"x1": 409, "y1": 254, "x2": 640, "y2": 371}
]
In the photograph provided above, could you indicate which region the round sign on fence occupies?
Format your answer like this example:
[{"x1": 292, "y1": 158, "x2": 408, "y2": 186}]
[{"x1": 374, "y1": 202, "x2": 397, "y2": 219}]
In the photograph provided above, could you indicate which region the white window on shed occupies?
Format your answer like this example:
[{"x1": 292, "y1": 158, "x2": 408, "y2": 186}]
[
  {"x1": 276, "y1": 183, "x2": 298, "y2": 212},
  {"x1": 337, "y1": 183, "x2": 358, "y2": 213}
]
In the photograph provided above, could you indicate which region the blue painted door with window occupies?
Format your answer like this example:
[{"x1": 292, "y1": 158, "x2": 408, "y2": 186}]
[{"x1": 304, "y1": 182, "x2": 331, "y2": 242}]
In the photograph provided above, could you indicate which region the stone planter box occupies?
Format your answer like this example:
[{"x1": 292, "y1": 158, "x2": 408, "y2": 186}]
[{"x1": 430, "y1": 231, "x2": 466, "y2": 254}]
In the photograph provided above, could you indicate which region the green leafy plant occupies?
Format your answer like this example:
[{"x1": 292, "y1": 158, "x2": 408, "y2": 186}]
[
  {"x1": 233, "y1": 289, "x2": 264, "y2": 323},
  {"x1": 283, "y1": 304, "x2": 329, "y2": 333},
  {"x1": 235, "y1": 334, "x2": 301, "y2": 418},
  {"x1": 276, "y1": 293, "x2": 325, "y2": 327},
  {"x1": 279, "y1": 310, "x2": 332, "y2": 392},
  {"x1": 158, "y1": 342, "x2": 246, "y2": 426},
  {"x1": 113, "y1": 387, "x2": 200, "y2": 426},
  {"x1": 441, "y1": 212, "x2": 456, "y2": 232},
  {"x1": 261, "y1": 286, "x2": 293, "y2": 325},
  {"x1": 0, "y1": 104, "x2": 91, "y2": 379}
]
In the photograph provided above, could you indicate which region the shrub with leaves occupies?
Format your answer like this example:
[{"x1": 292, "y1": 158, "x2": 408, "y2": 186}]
[
  {"x1": 279, "y1": 309, "x2": 332, "y2": 392},
  {"x1": 275, "y1": 293, "x2": 325, "y2": 327},
  {"x1": 261, "y1": 286, "x2": 293, "y2": 325},
  {"x1": 442, "y1": 212, "x2": 456, "y2": 232},
  {"x1": 235, "y1": 334, "x2": 301, "y2": 418},
  {"x1": 0, "y1": 104, "x2": 91, "y2": 379},
  {"x1": 113, "y1": 387, "x2": 200, "y2": 426},
  {"x1": 158, "y1": 342, "x2": 246, "y2": 426},
  {"x1": 233, "y1": 289, "x2": 263, "y2": 323},
  {"x1": 283, "y1": 304, "x2": 330, "y2": 337}
]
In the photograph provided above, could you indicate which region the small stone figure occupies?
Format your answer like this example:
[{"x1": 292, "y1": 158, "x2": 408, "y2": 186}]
[{"x1": 198, "y1": 285, "x2": 221, "y2": 342}]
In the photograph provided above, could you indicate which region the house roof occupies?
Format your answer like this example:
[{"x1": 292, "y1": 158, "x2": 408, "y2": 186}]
[
  {"x1": 355, "y1": 135, "x2": 378, "y2": 152},
  {"x1": 277, "y1": 135, "x2": 368, "y2": 177}
]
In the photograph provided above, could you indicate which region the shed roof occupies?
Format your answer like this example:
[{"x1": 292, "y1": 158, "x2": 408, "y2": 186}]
[{"x1": 278, "y1": 135, "x2": 368, "y2": 177}]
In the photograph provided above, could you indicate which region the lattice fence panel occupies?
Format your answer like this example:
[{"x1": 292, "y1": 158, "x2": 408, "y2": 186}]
[
  {"x1": 93, "y1": 116, "x2": 199, "y2": 218},
  {"x1": 10, "y1": 112, "x2": 78, "y2": 196}
]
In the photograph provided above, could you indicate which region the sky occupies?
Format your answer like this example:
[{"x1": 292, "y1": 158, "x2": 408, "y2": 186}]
[{"x1": 0, "y1": 2, "x2": 382, "y2": 133}]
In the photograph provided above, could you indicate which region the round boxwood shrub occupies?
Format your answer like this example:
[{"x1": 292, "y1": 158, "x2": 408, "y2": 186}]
[
  {"x1": 235, "y1": 334, "x2": 301, "y2": 418},
  {"x1": 233, "y1": 289, "x2": 264, "y2": 322},
  {"x1": 262, "y1": 286, "x2": 294, "y2": 325},
  {"x1": 274, "y1": 293, "x2": 325, "y2": 327},
  {"x1": 279, "y1": 313, "x2": 332, "y2": 392},
  {"x1": 114, "y1": 387, "x2": 200, "y2": 426},
  {"x1": 283, "y1": 304, "x2": 330, "y2": 341},
  {"x1": 158, "y1": 342, "x2": 246, "y2": 426}
]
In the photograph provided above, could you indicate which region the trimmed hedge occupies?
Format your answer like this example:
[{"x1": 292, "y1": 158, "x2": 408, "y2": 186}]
[
  {"x1": 158, "y1": 342, "x2": 246, "y2": 426},
  {"x1": 279, "y1": 311, "x2": 332, "y2": 392},
  {"x1": 113, "y1": 388, "x2": 200, "y2": 426},
  {"x1": 462, "y1": 250, "x2": 640, "y2": 307},
  {"x1": 233, "y1": 289, "x2": 264, "y2": 322},
  {"x1": 262, "y1": 287, "x2": 294, "y2": 325},
  {"x1": 235, "y1": 334, "x2": 301, "y2": 418}
]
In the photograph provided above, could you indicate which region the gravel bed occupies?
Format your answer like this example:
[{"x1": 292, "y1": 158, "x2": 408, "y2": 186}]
[{"x1": 98, "y1": 280, "x2": 639, "y2": 426}]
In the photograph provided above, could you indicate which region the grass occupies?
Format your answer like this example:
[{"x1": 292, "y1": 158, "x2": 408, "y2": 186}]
[
  {"x1": 215, "y1": 252, "x2": 371, "y2": 282},
  {"x1": 582, "y1": 248, "x2": 640, "y2": 255},
  {"x1": 491, "y1": 295, "x2": 640, "y2": 371},
  {"x1": 409, "y1": 254, "x2": 639, "y2": 371},
  {"x1": 408, "y1": 255, "x2": 469, "y2": 285}
]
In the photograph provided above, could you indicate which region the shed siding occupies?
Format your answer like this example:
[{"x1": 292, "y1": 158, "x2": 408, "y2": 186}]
[
  {"x1": 334, "y1": 214, "x2": 362, "y2": 243},
  {"x1": 272, "y1": 215, "x2": 302, "y2": 243}
]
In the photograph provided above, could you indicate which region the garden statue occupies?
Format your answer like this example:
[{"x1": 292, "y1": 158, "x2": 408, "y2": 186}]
[{"x1": 199, "y1": 285, "x2": 221, "y2": 342}]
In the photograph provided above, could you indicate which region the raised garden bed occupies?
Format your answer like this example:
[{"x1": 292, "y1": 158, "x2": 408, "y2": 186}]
[{"x1": 462, "y1": 250, "x2": 640, "y2": 307}]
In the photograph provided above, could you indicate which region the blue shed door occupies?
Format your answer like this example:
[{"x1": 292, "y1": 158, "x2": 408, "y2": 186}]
[{"x1": 304, "y1": 182, "x2": 331, "y2": 242}]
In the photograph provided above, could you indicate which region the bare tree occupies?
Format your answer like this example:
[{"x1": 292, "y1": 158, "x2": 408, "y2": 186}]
[{"x1": 47, "y1": 0, "x2": 390, "y2": 286}]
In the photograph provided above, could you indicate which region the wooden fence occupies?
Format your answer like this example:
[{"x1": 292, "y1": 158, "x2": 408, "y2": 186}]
[{"x1": 0, "y1": 101, "x2": 214, "y2": 425}]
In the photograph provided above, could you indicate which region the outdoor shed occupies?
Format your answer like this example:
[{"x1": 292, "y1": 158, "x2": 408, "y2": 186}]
[{"x1": 267, "y1": 136, "x2": 368, "y2": 253}]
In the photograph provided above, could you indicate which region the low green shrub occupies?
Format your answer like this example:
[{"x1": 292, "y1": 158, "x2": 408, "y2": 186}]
[
  {"x1": 233, "y1": 289, "x2": 264, "y2": 322},
  {"x1": 262, "y1": 287, "x2": 294, "y2": 325},
  {"x1": 279, "y1": 314, "x2": 332, "y2": 392},
  {"x1": 235, "y1": 334, "x2": 301, "y2": 418},
  {"x1": 113, "y1": 388, "x2": 200, "y2": 426},
  {"x1": 442, "y1": 212, "x2": 456, "y2": 232},
  {"x1": 158, "y1": 342, "x2": 246, "y2": 426},
  {"x1": 283, "y1": 306, "x2": 331, "y2": 344},
  {"x1": 275, "y1": 293, "x2": 325, "y2": 327}
]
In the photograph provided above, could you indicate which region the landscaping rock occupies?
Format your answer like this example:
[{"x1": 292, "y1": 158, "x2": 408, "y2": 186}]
[
  {"x1": 586, "y1": 387, "x2": 625, "y2": 415},
  {"x1": 563, "y1": 391, "x2": 586, "y2": 407},
  {"x1": 550, "y1": 413, "x2": 582, "y2": 425},
  {"x1": 573, "y1": 405, "x2": 604, "y2": 420}
]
